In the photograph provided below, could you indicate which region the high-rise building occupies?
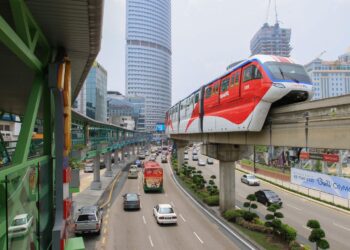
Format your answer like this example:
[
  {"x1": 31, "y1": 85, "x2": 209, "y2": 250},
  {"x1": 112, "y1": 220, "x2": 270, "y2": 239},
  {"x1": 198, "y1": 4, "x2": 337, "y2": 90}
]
[
  {"x1": 74, "y1": 61, "x2": 107, "y2": 122},
  {"x1": 107, "y1": 91, "x2": 144, "y2": 131},
  {"x1": 250, "y1": 22, "x2": 292, "y2": 57},
  {"x1": 125, "y1": 0, "x2": 172, "y2": 132},
  {"x1": 305, "y1": 50, "x2": 350, "y2": 100}
]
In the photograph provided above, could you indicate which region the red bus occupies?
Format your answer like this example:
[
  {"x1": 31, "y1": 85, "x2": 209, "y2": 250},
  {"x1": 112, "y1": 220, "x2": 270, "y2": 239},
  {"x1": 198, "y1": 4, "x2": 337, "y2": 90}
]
[{"x1": 143, "y1": 161, "x2": 163, "y2": 193}]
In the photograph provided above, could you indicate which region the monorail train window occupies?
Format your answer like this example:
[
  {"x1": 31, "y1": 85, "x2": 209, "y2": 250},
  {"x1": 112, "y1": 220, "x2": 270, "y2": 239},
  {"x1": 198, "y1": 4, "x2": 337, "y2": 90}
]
[
  {"x1": 214, "y1": 84, "x2": 219, "y2": 94},
  {"x1": 230, "y1": 74, "x2": 235, "y2": 87},
  {"x1": 205, "y1": 87, "x2": 212, "y2": 98},
  {"x1": 195, "y1": 93, "x2": 199, "y2": 103},
  {"x1": 243, "y1": 66, "x2": 253, "y2": 82},
  {"x1": 221, "y1": 78, "x2": 229, "y2": 92},
  {"x1": 235, "y1": 72, "x2": 240, "y2": 84},
  {"x1": 253, "y1": 66, "x2": 262, "y2": 79}
]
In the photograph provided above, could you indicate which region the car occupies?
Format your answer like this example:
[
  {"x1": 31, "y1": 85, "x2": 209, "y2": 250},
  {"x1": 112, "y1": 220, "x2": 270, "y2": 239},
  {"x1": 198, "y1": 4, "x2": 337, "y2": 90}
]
[
  {"x1": 192, "y1": 155, "x2": 198, "y2": 161},
  {"x1": 145, "y1": 151, "x2": 150, "y2": 156},
  {"x1": 123, "y1": 193, "x2": 141, "y2": 210},
  {"x1": 74, "y1": 205, "x2": 103, "y2": 235},
  {"x1": 161, "y1": 155, "x2": 168, "y2": 163},
  {"x1": 255, "y1": 189, "x2": 282, "y2": 207},
  {"x1": 241, "y1": 174, "x2": 260, "y2": 186},
  {"x1": 135, "y1": 160, "x2": 142, "y2": 168},
  {"x1": 8, "y1": 214, "x2": 33, "y2": 238},
  {"x1": 197, "y1": 159, "x2": 206, "y2": 166},
  {"x1": 84, "y1": 160, "x2": 94, "y2": 173},
  {"x1": 192, "y1": 150, "x2": 198, "y2": 155},
  {"x1": 184, "y1": 154, "x2": 189, "y2": 162},
  {"x1": 138, "y1": 153, "x2": 146, "y2": 160},
  {"x1": 130, "y1": 164, "x2": 138, "y2": 171},
  {"x1": 184, "y1": 150, "x2": 188, "y2": 154},
  {"x1": 153, "y1": 204, "x2": 177, "y2": 225},
  {"x1": 207, "y1": 158, "x2": 214, "y2": 165}
]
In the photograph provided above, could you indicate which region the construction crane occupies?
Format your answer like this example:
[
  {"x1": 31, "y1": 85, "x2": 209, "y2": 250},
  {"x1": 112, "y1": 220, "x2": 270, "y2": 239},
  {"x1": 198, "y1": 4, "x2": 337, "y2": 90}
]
[
  {"x1": 265, "y1": 0, "x2": 279, "y2": 25},
  {"x1": 316, "y1": 50, "x2": 326, "y2": 59}
]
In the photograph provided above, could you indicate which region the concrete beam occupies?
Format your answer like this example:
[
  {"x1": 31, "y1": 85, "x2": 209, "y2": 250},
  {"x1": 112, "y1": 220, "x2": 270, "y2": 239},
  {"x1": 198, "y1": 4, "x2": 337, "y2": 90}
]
[{"x1": 175, "y1": 140, "x2": 187, "y2": 168}]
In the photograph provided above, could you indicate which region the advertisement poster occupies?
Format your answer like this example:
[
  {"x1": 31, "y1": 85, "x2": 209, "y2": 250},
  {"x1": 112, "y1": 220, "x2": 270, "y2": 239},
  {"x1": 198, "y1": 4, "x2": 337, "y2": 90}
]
[{"x1": 291, "y1": 168, "x2": 350, "y2": 199}]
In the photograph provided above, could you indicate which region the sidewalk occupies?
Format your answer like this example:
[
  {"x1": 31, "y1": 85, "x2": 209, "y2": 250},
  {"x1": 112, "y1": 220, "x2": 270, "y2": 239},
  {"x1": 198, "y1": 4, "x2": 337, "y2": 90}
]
[{"x1": 72, "y1": 157, "x2": 136, "y2": 214}]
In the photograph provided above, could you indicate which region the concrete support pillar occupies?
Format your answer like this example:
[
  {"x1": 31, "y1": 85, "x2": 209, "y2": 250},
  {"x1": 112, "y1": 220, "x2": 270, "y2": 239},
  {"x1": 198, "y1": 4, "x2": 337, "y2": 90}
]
[
  {"x1": 114, "y1": 150, "x2": 119, "y2": 167},
  {"x1": 175, "y1": 140, "x2": 187, "y2": 168},
  {"x1": 105, "y1": 152, "x2": 112, "y2": 177},
  {"x1": 91, "y1": 154, "x2": 101, "y2": 190},
  {"x1": 121, "y1": 147, "x2": 125, "y2": 162},
  {"x1": 217, "y1": 144, "x2": 239, "y2": 211}
]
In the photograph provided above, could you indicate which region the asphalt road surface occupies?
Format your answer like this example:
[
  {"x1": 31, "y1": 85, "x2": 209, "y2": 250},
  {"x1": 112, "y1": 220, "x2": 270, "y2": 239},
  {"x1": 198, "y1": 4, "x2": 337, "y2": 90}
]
[
  {"x1": 84, "y1": 156, "x2": 250, "y2": 250},
  {"x1": 189, "y1": 149, "x2": 350, "y2": 250}
]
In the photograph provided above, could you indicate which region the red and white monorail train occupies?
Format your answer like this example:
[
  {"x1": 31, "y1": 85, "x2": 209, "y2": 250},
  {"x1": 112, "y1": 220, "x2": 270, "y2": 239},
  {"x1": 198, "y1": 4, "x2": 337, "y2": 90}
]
[{"x1": 165, "y1": 54, "x2": 314, "y2": 134}]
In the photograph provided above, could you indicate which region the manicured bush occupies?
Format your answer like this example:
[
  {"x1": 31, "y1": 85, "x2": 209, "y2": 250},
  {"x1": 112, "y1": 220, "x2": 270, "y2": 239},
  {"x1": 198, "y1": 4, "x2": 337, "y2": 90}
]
[
  {"x1": 289, "y1": 240, "x2": 302, "y2": 250},
  {"x1": 280, "y1": 223, "x2": 297, "y2": 243},
  {"x1": 204, "y1": 195, "x2": 219, "y2": 206},
  {"x1": 210, "y1": 175, "x2": 216, "y2": 179},
  {"x1": 209, "y1": 180, "x2": 215, "y2": 185},
  {"x1": 223, "y1": 209, "x2": 244, "y2": 222},
  {"x1": 306, "y1": 220, "x2": 329, "y2": 249},
  {"x1": 198, "y1": 191, "x2": 210, "y2": 200},
  {"x1": 307, "y1": 220, "x2": 320, "y2": 229},
  {"x1": 242, "y1": 211, "x2": 258, "y2": 222},
  {"x1": 236, "y1": 217, "x2": 273, "y2": 234}
]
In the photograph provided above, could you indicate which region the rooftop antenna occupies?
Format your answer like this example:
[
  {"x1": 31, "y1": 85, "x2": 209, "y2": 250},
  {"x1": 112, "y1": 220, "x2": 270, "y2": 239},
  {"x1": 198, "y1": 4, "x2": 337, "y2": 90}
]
[{"x1": 265, "y1": 0, "x2": 271, "y2": 24}]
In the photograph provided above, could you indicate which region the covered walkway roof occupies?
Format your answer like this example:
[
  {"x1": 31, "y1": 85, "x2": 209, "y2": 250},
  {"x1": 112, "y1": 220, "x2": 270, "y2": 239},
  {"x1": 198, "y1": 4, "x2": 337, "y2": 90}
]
[{"x1": 0, "y1": 0, "x2": 103, "y2": 116}]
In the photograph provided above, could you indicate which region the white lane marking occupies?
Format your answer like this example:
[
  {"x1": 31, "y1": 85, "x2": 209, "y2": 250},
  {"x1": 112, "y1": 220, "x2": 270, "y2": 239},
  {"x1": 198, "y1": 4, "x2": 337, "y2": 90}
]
[
  {"x1": 170, "y1": 201, "x2": 175, "y2": 207},
  {"x1": 333, "y1": 222, "x2": 350, "y2": 231},
  {"x1": 143, "y1": 215, "x2": 147, "y2": 224},
  {"x1": 193, "y1": 232, "x2": 204, "y2": 244},
  {"x1": 148, "y1": 235, "x2": 154, "y2": 247},
  {"x1": 302, "y1": 225, "x2": 311, "y2": 231},
  {"x1": 179, "y1": 214, "x2": 186, "y2": 222},
  {"x1": 285, "y1": 204, "x2": 302, "y2": 211},
  {"x1": 170, "y1": 166, "x2": 255, "y2": 250}
]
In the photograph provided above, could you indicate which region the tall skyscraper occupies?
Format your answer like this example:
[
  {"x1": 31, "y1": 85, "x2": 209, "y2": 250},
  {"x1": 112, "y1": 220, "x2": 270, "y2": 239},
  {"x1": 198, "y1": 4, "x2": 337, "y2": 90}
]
[
  {"x1": 250, "y1": 22, "x2": 292, "y2": 57},
  {"x1": 305, "y1": 49, "x2": 350, "y2": 100},
  {"x1": 74, "y1": 61, "x2": 107, "y2": 122},
  {"x1": 126, "y1": 0, "x2": 172, "y2": 132}
]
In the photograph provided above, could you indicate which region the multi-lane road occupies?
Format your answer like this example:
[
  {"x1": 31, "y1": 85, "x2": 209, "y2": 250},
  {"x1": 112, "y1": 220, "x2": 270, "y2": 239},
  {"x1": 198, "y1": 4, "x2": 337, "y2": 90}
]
[
  {"x1": 83, "y1": 156, "x2": 252, "y2": 250},
  {"x1": 187, "y1": 148, "x2": 350, "y2": 250}
]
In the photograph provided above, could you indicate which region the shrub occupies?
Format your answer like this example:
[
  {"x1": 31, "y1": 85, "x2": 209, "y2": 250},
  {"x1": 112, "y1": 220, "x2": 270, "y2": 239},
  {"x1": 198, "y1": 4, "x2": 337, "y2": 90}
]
[
  {"x1": 198, "y1": 191, "x2": 210, "y2": 200},
  {"x1": 236, "y1": 217, "x2": 273, "y2": 234},
  {"x1": 289, "y1": 240, "x2": 302, "y2": 250},
  {"x1": 307, "y1": 220, "x2": 329, "y2": 249},
  {"x1": 191, "y1": 184, "x2": 197, "y2": 190},
  {"x1": 307, "y1": 220, "x2": 320, "y2": 229},
  {"x1": 197, "y1": 170, "x2": 202, "y2": 174},
  {"x1": 242, "y1": 211, "x2": 258, "y2": 222},
  {"x1": 223, "y1": 209, "x2": 244, "y2": 222},
  {"x1": 209, "y1": 180, "x2": 215, "y2": 185},
  {"x1": 204, "y1": 195, "x2": 219, "y2": 206},
  {"x1": 210, "y1": 175, "x2": 216, "y2": 179},
  {"x1": 280, "y1": 223, "x2": 297, "y2": 243}
]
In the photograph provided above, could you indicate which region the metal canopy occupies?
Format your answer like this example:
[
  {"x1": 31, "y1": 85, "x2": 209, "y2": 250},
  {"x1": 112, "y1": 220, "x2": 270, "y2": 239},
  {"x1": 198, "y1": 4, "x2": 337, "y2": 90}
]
[{"x1": 0, "y1": 0, "x2": 103, "y2": 116}]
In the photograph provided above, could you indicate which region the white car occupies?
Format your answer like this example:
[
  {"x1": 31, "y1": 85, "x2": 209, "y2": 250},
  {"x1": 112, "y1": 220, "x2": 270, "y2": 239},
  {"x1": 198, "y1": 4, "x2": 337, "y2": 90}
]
[
  {"x1": 184, "y1": 154, "x2": 189, "y2": 161},
  {"x1": 241, "y1": 174, "x2": 260, "y2": 186},
  {"x1": 84, "y1": 160, "x2": 94, "y2": 173},
  {"x1": 8, "y1": 214, "x2": 33, "y2": 238},
  {"x1": 153, "y1": 204, "x2": 177, "y2": 225},
  {"x1": 197, "y1": 159, "x2": 206, "y2": 166}
]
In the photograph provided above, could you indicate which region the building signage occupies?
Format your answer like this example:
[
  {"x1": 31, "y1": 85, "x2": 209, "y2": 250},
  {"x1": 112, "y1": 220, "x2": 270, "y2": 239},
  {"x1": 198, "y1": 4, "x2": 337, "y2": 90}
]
[
  {"x1": 299, "y1": 152, "x2": 339, "y2": 162},
  {"x1": 291, "y1": 168, "x2": 350, "y2": 199}
]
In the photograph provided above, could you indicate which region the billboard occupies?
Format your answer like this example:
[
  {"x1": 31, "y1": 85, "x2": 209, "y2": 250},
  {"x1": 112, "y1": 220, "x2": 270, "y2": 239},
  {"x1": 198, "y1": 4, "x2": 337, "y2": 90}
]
[
  {"x1": 155, "y1": 123, "x2": 165, "y2": 132},
  {"x1": 291, "y1": 168, "x2": 350, "y2": 199}
]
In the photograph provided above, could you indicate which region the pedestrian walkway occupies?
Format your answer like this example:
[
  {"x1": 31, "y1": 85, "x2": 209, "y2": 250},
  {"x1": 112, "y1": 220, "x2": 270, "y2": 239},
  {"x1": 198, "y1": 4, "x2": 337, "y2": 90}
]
[{"x1": 72, "y1": 157, "x2": 136, "y2": 214}]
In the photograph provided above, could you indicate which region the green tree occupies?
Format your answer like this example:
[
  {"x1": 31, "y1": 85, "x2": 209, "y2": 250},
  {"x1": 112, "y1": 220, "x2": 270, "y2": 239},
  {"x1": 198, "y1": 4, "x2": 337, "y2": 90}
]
[
  {"x1": 265, "y1": 204, "x2": 284, "y2": 234},
  {"x1": 243, "y1": 194, "x2": 258, "y2": 212},
  {"x1": 307, "y1": 220, "x2": 330, "y2": 250}
]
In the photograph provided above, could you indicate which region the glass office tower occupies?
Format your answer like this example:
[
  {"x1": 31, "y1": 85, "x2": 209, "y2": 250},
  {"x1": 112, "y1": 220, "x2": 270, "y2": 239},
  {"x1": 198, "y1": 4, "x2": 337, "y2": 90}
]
[{"x1": 126, "y1": 0, "x2": 171, "y2": 132}]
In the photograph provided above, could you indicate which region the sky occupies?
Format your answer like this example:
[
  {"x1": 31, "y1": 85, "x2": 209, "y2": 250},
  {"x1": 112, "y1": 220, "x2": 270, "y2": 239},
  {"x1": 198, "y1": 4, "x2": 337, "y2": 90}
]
[{"x1": 97, "y1": 0, "x2": 350, "y2": 105}]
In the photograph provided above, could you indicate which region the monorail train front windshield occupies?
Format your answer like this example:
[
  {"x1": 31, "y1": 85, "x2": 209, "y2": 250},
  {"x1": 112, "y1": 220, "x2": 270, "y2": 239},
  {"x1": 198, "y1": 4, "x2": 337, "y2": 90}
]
[{"x1": 264, "y1": 62, "x2": 312, "y2": 83}]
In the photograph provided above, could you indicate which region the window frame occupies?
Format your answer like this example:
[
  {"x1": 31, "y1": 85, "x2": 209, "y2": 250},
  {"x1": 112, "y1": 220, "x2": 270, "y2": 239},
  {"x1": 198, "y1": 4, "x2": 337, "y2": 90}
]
[
  {"x1": 205, "y1": 87, "x2": 212, "y2": 99},
  {"x1": 221, "y1": 78, "x2": 230, "y2": 92}
]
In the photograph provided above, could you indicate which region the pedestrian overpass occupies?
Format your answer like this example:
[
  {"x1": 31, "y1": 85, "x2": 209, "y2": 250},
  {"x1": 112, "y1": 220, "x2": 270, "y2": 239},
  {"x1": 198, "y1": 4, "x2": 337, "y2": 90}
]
[
  {"x1": 0, "y1": 1, "x2": 150, "y2": 249},
  {"x1": 171, "y1": 94, "x2": 350, "y2": 211}
]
